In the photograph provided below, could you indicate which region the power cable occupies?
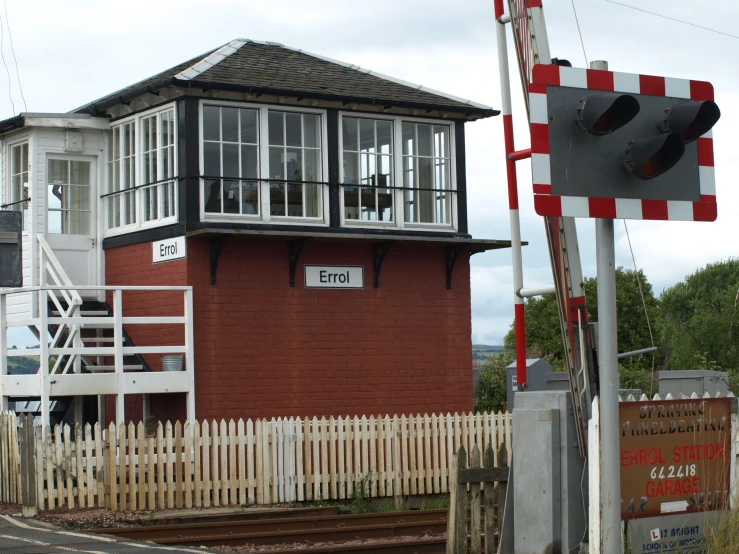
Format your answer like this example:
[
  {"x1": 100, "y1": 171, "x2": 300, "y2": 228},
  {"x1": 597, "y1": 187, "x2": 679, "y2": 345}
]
[
  {"x1": 604, "y1": 0, "x2": 739, "y2": 40},
  {"x1": 569, "y1": 0, "x2": 588, "y2": 66},
  {"x1": 0, "y1": 5, "x2": 14, "y2": 115},
  {"x1": 623, "y1": 221, "x2": 657, "y2": 395},
  {"x1": 4, "y1": 1, "x2": 26, "y2": 112}
]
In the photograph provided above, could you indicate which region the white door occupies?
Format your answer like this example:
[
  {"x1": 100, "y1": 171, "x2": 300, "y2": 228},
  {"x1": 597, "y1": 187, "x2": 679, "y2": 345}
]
[{"x1": 44, "y1": 157, "x2": 98, "y2": 293}]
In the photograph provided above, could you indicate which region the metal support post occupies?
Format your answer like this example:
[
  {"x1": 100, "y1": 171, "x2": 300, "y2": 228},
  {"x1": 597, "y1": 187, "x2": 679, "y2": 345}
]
[
  {"x1": 113, "y1": 289, "x2": 125, "y2": 424},
  {"x1": 494, "y1": 0, "x2": 527, "y2": 387},
  {"x1": 184, "y1": 289, "x2": 196, "y2": 424},
  {"x1": 39, "y1": 288, "x2": 50, "y2": 429},
  {"x1": 595, "y1": 218, "x2": 620, "y2": 553}
]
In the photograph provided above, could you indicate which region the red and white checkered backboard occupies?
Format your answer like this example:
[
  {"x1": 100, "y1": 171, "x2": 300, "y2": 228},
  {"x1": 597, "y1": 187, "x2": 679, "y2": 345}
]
[{"x1": 529, "y1": 64, "x2": 717, "y2": 222}]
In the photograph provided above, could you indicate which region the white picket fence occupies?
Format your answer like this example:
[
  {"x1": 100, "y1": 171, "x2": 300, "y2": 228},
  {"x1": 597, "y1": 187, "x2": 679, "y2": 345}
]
[
  {"x1": 0, "y1": 411, "x2": 21, "y2": 504},
  {"x1": 34, "y1": 412, "x2": 513, "y2": 511}
]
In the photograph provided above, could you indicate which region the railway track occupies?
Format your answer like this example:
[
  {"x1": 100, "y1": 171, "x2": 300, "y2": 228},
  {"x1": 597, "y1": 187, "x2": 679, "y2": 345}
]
[{"x1": 90, "y1": 509, "x2": 450, "y2": 548}]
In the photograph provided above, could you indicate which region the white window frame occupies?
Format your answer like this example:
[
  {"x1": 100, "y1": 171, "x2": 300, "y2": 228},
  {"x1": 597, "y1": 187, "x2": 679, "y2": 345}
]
[
  {"x1": 339, "y1": 112, "x2": 458, "y2": 232},
  {"x1": 199, "y1": 100, "x2": 330, "y2": 226},
  {"x1": 103, "y1": 103, "x2": 178, "y2": 237}
]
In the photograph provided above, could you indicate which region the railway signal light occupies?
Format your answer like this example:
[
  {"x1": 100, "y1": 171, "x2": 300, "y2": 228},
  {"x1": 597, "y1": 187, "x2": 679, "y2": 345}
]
[
  {"x1": 576, "y1": 93, "x2": 640, "y2": 136},
  {"x1": 624, "y1": 132, "x2": 684, "y2": 180},
  {"x1": 659, "y1": 100, "x2": 721, "y2": 144},
  {"x1": 529, "y1": 64, "x2": 720, "y2": 222}
]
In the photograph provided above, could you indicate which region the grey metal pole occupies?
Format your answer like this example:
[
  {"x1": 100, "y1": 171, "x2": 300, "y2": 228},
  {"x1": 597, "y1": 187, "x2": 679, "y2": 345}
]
[{"x1": 596, "y1": 217, "x2": 621, "y2": 553}]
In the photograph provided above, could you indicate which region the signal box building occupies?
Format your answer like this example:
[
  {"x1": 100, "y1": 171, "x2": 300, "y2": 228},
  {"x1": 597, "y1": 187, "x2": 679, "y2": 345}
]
[{"x1": 0, "y1": 39, "x2": 508, "y2": 426}]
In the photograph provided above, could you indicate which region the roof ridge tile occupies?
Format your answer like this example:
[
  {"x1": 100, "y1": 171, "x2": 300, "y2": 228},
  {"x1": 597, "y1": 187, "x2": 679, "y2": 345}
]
[{"x1": 174, "y1": 39, "x2": 248, "y2": 81}]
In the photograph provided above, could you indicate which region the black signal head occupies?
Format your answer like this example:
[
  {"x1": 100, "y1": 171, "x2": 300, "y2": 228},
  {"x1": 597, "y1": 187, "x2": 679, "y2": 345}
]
[
  {"x1": 660, "y1": 100, "x2": 720, "y2": 144},
  {"x1": 624, "y1": 132, "x2": 685, "y2": 180},
  {"x1": 577, "y1": 93, "x2": 640, "y2": 136}
]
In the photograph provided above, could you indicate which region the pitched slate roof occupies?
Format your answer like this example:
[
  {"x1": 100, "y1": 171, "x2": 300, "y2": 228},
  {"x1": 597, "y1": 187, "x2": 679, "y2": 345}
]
[{"x1": 75, "y1": 39, "x2": 498, "y2": 118}]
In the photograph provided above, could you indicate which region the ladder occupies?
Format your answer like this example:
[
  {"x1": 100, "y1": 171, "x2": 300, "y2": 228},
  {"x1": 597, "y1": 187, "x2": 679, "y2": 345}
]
[{"x1": 502, "y1": 0, "x2": 598, "y2": 454}]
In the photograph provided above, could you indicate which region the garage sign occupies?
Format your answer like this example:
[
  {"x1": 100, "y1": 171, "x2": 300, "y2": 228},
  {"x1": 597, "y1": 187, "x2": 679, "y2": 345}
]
[{"x1": 620, "y1": 398, "x2": 731, "y2": 519}]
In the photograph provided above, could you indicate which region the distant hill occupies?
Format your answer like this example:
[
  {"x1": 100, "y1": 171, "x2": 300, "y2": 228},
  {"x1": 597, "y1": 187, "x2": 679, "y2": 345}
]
[
  {"x1": 8, "y1": 355, "x2": 40, "y2": 375},
  {"x1": 472, "y1": 344, "x2": 503, "y2": 361}
]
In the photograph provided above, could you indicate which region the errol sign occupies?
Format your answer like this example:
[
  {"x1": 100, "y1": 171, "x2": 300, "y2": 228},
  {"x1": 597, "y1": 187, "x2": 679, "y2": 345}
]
[{"x1": 619, "y1": 398, "x2": 732, "y2": 519}]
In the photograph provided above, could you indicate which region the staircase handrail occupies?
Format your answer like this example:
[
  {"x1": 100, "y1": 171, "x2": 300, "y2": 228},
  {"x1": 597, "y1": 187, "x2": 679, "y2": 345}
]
[{"x1": 36, "y1": 233, "x2": 83, "y2": 307}]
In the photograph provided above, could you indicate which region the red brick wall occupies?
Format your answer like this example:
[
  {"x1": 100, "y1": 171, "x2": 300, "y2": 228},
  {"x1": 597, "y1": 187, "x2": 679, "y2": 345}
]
[
  {"x1": 103, "y1": 236, "x2": 473, "y2": 424},
  {"x1": 103, "y1": 242, "x2": 188, "y2": 425},
  {"x1": 186, "y1": 237, "x2": 472, "y2": 421}
]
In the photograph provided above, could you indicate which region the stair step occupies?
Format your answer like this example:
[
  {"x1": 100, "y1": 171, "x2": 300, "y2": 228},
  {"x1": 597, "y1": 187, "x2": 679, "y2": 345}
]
[
  {"x1": 85, "y1": 365, "x2": 145, "y2": 372},
  {"x1": 51, "y1": 310, "x2": 109, "y2": 316},
  {"x1": 80, "y1": 337, "x2": 123, "y2": 343}
]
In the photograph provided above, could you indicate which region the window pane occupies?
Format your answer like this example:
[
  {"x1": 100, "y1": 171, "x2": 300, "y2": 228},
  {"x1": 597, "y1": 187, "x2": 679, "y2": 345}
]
[
  {"x1": 286, "y1": 148, "x2": 302, "y2": 181},
  {"x1": 113, "y1": 128, "x2": 120, "y2": 161},
  {"x1": 240, "y1": 109, "x2": 258, "y2": 144},
  {"x1": 223, "y1": 180, "x2": 240, "y2": 214},
  {"x1": 241, "y1": 181, "x2": 259, "y2": 215},
  {"x1": 359, "y1": 119, "x2": 375, "y2": 152},
  {"x1": 204, "y1": 142, "x2": 220, "y2": 177},
  {"x1": 204, "y1": 180, "x2": 222, "y2": 213},
  {"x1": 304, "y1": 115, "x2": 319, "y2": 148},
  {"x1": 402, "y1": 123, "x2": 415, "y2": 156},
  {"x1": 378, "y1": 189, "x2": 393, "y2": 222},
  {"x1": 418, "y1": 157, "x2": 433, "y2": 189},
  {"x1": 434, "y1": 126, "x2": 449, "y2": 158},
  {"x1": 343, "y1": 153, "x2": 358, "y2": 184},
  {"x1": 222, "y1": 107, "x2": 239, "y2": 142},
  {"x1": 270, "y1": 183, "x2": 285, "y2": 216},
  {"x1": 305, "y1": 183, "x2": 320, "y2": 218},
  {"x1": 222, "y1": 143, "x2": 239, "y2": 179},
  {"x1": 48, "y1": 160, "x2": 68, "y2": 184},
  {"x1": 361, "y1": 187, "x2": 376, "y2": 220},
  {"x1": 343, "y1": 118, "x2": 358, "y2": 151},
  {"x1": 241, "y1": 145, "x2": 258, "y2": 179},
  {"x1": 304, "y1": 149, "x2": 320, "y2": 182},
  {"x1": 69, "y1": 161, "x2": 90, "y2": 186},
  {"x1": 68, "y1": 185, "x2": 91, "y2": 211},
  {"x1": 287, "y1": 183, "x2": 302, "y2": 216},
  {"x1": 268, "y1": 112, "x2": 284, "y2": 146},
  {"x1": 47, "y1": 185, "x2": 62, "y2": 210},
  {"x1": 377, "y1": 121, "x2": 392, "y2": 155},
  {"x1": 269, "y1": 148, "x2": 284, "y2": 180},
  {"x1": 285, "y1": 113, "x2": 302, "y2": 147},
  {"x1": 418, "y1": 158, "x2": 434, "y2": 223},
  {"x1": 344, "y1": 186, "x2": 358, "y2": 220},
  {"x1": 360, "y1": 153, "x2": 375, "y2": 187},
  {"x1": 203, "y1": 106, "x2": 220, "y2": 141},
  {"x1": 417, "y1": 124, "x2": 432, "y2": 157},
  {"x1": 377, "y1": 155, "x2": 392, "y2": 188}
]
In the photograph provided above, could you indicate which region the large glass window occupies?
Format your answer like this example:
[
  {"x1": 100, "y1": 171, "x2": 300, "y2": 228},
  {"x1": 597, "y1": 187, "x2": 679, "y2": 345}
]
[
  {"x1": 9, "y1": 143, "x2": 29, "y2": 228},
  {"x1": 268, "y1": 111, "x2": 322, "y2": 218},
  {"x1": 402, "y1": 123, "x2": 451, "y2": 225},
  {"x1": 47, "y1": 159, "x2": 91, "y2": 235},
  {"x1": 141, "y1": 109, "x2": 176, "y2": 222},
  {"x1": 201, "y1": 105, "x2": 324, "y2": 221},
  {"x1": 203, "y1": 105, "x2": 260, "y2": 216},
  {"x1": 105, "y1": 105, "x2": 177, "y2": 234},
  {"x1": 106, "y1": 122, "x2": 136, "y2": 229},
  {"x1": 342, "y1": 117, "x2": 393, "y2": 222}
]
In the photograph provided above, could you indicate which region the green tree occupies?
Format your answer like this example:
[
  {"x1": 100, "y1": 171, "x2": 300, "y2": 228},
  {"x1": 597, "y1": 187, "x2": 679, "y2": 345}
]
[
  {"x1": 502, "y1": 267, "x2": 660, "y2": 391},
  {"x1": 660, "y1": 259, "x2": 739, "y2": 377},
  {"x1": 475, "y1": 349, "x2": 514, "y2": 413}
]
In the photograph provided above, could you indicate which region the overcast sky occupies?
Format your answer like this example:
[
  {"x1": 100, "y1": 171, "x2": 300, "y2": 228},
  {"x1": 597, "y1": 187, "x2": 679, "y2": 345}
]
[{"x1": 3, "y1": 0, "x2": 737, "y2": 347}]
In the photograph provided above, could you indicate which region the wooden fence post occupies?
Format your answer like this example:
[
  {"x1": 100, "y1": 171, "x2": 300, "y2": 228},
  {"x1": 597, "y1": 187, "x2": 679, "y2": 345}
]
[
  {"x1": 470, "y1": 445, "x2": 482, "y2": 554},
  {"x1": 447, "y1": 445, "x2": 467, "y2": 554},
  {"x1": 484, "y1": 445, "x2": 496, "y2": 554},
  {"x1": 496, "y1": 443, "x2": 509, "y2": 554},
  {"x1": 19, "y1": 414, "x2": 37, "y2": 516}
]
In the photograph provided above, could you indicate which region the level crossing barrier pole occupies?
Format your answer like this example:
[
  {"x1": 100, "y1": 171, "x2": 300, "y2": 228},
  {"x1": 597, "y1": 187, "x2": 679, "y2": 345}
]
[
  {"x1": 494, "y1": 0, "x2": 527, "y2": 388},
  {"x1": 595, "y1": 217, "x2": 621, "y2": 554}
]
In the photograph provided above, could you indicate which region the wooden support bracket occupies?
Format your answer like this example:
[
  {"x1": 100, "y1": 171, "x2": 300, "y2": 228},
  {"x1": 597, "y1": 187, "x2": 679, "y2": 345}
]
[
  {"x1": 209, "y1": 237, "x2": 229, "y2": 286},
  {"x1": 371, "y1": 242, "x2": 394, "y2": 289},
  {"x1": 288, "y1": 239, "x2": 311, "y2": 287}
]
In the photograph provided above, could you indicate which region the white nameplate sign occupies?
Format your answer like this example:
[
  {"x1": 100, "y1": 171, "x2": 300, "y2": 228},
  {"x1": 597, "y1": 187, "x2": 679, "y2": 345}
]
[
  {"x1": 153, "y1": 236, "x2": 186, "y2": 263},
  {"x1": 304, "y1": 265, "x2": 364, "y2": 289}
]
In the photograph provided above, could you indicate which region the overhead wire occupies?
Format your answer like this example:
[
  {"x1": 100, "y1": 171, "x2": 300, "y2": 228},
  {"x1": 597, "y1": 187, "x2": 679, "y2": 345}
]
[
  {"x1": 604, "y1": 0, "x2": 739, "y2": 41},
  {"x1": 569, "y1": 0, "x2": 588, "y2": 66},
  {"x1": 4, "y1": 1, "x2": 26, "y2": 112},
  {"x1": 0, "y1": 3, "x2": 14, "y2": 115}
]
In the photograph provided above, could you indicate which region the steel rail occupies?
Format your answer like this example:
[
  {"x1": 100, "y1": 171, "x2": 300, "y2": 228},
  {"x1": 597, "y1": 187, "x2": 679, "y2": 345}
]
[
  {"x1": 265, "y1": 537, "x2": 447, "y2": 554},
  {"x1": 91, "y1": 509, "x2": 450, "y2": 544}
]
